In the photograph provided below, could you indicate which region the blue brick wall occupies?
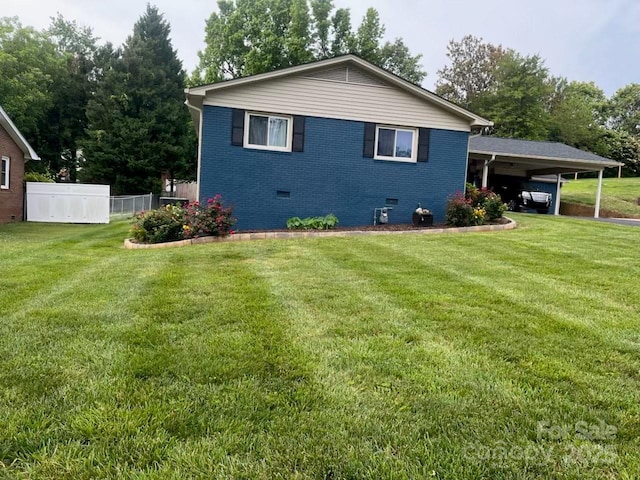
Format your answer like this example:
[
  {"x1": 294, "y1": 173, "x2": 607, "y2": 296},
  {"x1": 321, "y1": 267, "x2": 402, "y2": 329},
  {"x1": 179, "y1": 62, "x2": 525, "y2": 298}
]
[{"x1": 199, "y1": 106, "x2": 470, "y2": 230}]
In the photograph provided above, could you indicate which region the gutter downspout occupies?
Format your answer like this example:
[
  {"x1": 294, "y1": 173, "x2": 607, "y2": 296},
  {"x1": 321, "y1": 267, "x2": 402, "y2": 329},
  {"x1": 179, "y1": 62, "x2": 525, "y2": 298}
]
[{"x1": 184, "y1": 96, "x2": 203, "y2": 202}]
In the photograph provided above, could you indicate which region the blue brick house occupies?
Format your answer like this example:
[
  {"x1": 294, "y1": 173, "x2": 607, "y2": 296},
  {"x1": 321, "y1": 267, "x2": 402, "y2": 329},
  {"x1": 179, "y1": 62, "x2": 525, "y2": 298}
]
[{"x1": 185, "y1": 55, "x2": 492, "y2": 230}]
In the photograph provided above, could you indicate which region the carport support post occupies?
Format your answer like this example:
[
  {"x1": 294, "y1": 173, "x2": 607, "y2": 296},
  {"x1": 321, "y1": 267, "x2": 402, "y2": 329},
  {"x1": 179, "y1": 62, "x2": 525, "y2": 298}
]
[
  {"x1": 594, "y1": 169, "x2": 603, "y2": 219},
  {"x1": 481, "y1": 154, "x2": 494, "y2": 189},
  {"x1": 554, "y1": 174, "x2": 561, "y2": 215}
]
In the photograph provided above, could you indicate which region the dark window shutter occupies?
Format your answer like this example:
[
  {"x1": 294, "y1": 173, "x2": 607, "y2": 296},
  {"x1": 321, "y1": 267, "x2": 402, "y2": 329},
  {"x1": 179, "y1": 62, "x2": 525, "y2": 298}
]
[
  {"x1": 292, "y1": 116, "x2": 305, "y2": 152},
  {"x1": 363, "y1": 122, "x2": 376, "y2": 158},
  {"x1": 231, "y1": 109, "x2": 245, "y2": 146},
  {"x1": 417, "y1": 128, "x2": 430, "y2": 162}
]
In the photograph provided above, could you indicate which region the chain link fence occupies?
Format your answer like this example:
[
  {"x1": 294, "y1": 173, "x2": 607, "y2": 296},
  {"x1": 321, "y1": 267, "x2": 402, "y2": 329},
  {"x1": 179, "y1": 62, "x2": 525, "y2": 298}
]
[{"x1": 109, "y1": 194, "x2": 154, "y2": 217}]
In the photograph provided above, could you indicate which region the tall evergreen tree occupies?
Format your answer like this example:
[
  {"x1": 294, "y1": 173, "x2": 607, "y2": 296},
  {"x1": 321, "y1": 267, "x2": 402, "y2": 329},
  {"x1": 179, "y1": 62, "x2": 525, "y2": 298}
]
[{"x1": 80, "y1": 5, "x2": 195, "y2": 194}]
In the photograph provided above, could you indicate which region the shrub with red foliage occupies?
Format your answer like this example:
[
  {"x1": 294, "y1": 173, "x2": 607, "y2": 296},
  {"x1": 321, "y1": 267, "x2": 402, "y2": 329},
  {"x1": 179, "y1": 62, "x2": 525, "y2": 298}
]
[{"x1": 182, "y1": 195, "x2": 236, "y2": 239}]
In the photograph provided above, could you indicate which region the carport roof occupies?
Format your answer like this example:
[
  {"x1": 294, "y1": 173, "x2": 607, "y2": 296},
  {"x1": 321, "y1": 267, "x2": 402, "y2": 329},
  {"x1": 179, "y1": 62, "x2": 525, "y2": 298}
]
[{"x1": 469, "y1": 136, "x2": 620, "y2": 174}]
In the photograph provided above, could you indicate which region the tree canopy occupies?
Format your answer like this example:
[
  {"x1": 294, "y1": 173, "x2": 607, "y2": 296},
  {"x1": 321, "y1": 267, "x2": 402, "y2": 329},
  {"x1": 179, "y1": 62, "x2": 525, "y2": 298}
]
[
  {"x1": 436, "y1": 35, "x2": 640, "y2": 173},
  {"x1": 0, "y1": 17, "x2": 66, "y2": 165},
  {"x1": 609, "y1": 83, "x2": 640, "y2": 138},
  {"x1": 1, "y1": 10, "x2": 639, "y2": 186},
  {"x1": 79, "y1": 5, "x2": 195, "y2": 194},
  {"x1": 192, "y1": 0, "x2": 426, "y2": 85}
]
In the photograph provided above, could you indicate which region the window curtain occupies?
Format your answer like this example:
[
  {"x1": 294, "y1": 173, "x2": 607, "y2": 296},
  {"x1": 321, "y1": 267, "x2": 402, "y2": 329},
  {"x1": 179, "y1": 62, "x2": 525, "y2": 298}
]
[
  {"x1": 377, "y1": 128, "x2": 395, "y2": 157},
  {"x1": 269, "y1": 118, "x2": 288, "y2": 147},
  {"x1": 249, "y1": 116, "x2": 268, "y2": 145}
]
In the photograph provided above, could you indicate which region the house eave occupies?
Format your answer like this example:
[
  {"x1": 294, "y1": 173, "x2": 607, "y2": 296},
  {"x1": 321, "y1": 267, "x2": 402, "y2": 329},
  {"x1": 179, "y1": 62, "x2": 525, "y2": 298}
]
[
  {"x1": 469, "y1": 149, "x2": 621, "y2": 170},
  {"x1": 0, "y1": 105, "x2": 41, "y2": 161},
  {"x1": 185, "y1": 55, "x2": 492, "y2": 128}
]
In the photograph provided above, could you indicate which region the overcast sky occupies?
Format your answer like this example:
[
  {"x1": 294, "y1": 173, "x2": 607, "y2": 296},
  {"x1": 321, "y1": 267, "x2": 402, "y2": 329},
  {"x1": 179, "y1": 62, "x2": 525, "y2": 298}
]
[{"x1": 4, "y1": 0, "x2": 639, "y2": 96}]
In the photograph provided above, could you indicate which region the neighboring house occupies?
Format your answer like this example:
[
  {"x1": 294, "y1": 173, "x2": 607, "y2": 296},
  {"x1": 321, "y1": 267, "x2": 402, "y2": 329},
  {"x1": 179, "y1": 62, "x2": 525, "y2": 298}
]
[
  {"x1": 185, "y1": 55, "x2": 492, "y2": 230},
  {"x1": 0, "y1": 106, "x2": 40, "y2": 223}
]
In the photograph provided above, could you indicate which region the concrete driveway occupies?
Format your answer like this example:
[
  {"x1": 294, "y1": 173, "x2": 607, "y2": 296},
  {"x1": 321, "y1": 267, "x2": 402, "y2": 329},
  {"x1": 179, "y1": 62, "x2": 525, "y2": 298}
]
[{"x1": 571, "y1": 217, "x2": 640, "y2": 227}]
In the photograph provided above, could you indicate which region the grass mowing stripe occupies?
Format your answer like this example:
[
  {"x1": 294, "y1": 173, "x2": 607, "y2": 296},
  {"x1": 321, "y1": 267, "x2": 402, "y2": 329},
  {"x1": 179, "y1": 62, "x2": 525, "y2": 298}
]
[
  {"x1": 246, "y1": 239, "x2": 523, "y2": 478},
  {"x1": 304, "y1": 235, "x2": 638, "y2": 477},
  {"x1": 1, "y1": 217, "x2": 639, "y2": 478}
]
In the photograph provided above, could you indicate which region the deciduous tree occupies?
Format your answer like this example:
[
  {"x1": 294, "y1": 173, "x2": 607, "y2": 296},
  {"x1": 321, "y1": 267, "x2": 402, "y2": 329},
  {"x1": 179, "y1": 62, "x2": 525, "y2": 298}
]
[
  {"x1": 0, "y1": 17, "x2": 66, "y2": 165},
  {"x1": 46, "y1": 14, "x2": 98, "y2": 181},
  {"x1": 548, "y1": 80, "x2": 607, "y2": 150},
  {"x1": 609, "y1": 83, "x2": 640, "y2": 138},
  {"x1": 193, "y1": 0, "x2": 425, "y2": 85},
  {"x1": 435, "y1": 35, "x2": 506, "y2": 109}
]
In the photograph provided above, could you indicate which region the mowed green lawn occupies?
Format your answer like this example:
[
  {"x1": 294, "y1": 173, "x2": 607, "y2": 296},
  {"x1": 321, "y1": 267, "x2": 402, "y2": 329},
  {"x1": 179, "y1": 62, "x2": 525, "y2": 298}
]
[
  {"x1": 562, "y1": 177, "x2": 640, "y2": 217},
  {"x1": 1, "y1": 215, "x2": 639, "y2": 479}
]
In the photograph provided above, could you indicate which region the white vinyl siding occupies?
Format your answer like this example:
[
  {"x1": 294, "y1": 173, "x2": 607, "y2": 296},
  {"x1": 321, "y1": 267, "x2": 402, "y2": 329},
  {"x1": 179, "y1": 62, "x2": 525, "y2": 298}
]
[
  {"x1": 204, "y1": 75, "x2": 471, "y2": 132},
  {"x1": 243, "y1": 112, "x2": 292, "y2": 152},
  {"x1": 1, "y1": 156, "x2": 9, "y2": 189}
]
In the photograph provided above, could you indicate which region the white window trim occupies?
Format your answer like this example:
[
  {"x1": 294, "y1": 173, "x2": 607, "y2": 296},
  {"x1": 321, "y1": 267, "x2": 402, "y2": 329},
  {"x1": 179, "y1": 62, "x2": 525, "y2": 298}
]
[
  {"x1": 243, "y1": 112, "x2": 293, "y2": 152},
  {"x1": 1, "y1": 156, "x2": 9, "y2": 189},
  {"x1": 374, "y1": 125, "x2": 418, "y2": 163}
]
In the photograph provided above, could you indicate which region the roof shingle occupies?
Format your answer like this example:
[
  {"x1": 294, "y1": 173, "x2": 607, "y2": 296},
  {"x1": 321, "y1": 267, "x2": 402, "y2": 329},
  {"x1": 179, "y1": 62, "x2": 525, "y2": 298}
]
[{"x1": 469, "y1": 136, "x2": 618, "y2": 166}]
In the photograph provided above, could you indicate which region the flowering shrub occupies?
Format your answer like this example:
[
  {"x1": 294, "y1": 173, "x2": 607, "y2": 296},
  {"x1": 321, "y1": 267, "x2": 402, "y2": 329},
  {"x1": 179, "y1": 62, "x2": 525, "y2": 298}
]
[
  {"x1": 465, "y1": 183, "x2": 495, "y2": 207},
  {"x1": 130, "y1": 196, "x2": 235, "y2": 244},
  {"x1": 445, "y1": 193, "x2": 474, "y2": 227},
  {"x1": 483, "y1": 195, "x2": 507, "y2": 221},
  {"x1": 182, "y1": 196, "x2": 235, "y2": 239},
  {"x1": 130, "y1": 204, "x2": 185, "y2": 244},
  {"x1": 472, "y1": 206, "x2": 487, "y2": 225},
  {"x1": 446, "y1": 185, "x2": 506, "y2": 227}
]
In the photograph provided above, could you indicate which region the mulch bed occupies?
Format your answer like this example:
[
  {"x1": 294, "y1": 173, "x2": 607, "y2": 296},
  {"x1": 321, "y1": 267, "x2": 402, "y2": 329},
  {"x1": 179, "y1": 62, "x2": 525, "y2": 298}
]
[{"x1": 239, "y1": 218, "x2": 509, "y2": 234}]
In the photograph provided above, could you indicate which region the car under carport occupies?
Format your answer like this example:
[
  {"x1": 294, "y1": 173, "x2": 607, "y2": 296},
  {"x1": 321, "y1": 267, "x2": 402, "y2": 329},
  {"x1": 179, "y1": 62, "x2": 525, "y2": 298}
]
[{"x1": 467, "y1": 136, "x2": 622, "y2": 218}]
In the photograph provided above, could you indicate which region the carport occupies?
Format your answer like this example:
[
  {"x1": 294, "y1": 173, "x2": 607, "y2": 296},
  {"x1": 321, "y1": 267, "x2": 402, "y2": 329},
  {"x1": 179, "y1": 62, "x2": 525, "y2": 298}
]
[{"x1": 467, "y1": 136, "x2": 622, "y2": 218}]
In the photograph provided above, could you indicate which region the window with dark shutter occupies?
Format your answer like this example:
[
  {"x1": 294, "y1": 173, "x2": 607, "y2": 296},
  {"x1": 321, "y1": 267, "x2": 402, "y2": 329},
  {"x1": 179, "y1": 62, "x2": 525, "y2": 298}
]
[
  {"x1": 417, "y1": 128, "x2": 430, "y2": 162},
  {"x1": 231, "y1": 109, "x2": 245, "y2": 146},
  {"x1": 244, "y1": 112, "x2": 292, "y2": 151},
  {"x1": 372, "y1": 125, "x2": 418, "y2": 162},
  {"x1": 363, "y1": 123, "x2": 376, "y2": 158},
  {"x1": 292, "y1": 116, "x2": 305, "y2": 152}
]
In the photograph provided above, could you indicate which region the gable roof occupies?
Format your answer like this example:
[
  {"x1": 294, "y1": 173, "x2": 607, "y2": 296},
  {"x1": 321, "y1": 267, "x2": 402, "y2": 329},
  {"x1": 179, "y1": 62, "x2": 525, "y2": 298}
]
[
  {"x1": 0, "y1": 105, "x2": 40, "y2": 161},
  {"x1": 185, "y1": 55, "x2": 493, "y2": 128},
  {"x1": 469, "y1": 136, "x2": 620, "y2": 168}
]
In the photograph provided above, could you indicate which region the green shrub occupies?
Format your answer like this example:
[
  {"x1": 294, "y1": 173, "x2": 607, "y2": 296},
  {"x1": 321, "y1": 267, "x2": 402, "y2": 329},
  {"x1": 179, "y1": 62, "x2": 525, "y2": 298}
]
[
  {"x1": 130, "y1": 196, "x2": 235, "y2": 244},
  {"x1": 286, "y1": 214, "x2": 339, "y2": 230},
  {"x1": 464, "y1": 183, "x2": 506, "y2": 221},
  {"x1": 483, "y1": 195, "x2": 507, "y2": 220},
  {"x1": 446, "y1": 193, "x2": 475, "y2": 227},
  {"x1": 130, "y1": 204, "x2": 185, "y2": 244},
  {"x1": 24, "y1": 172, "x2": 55, "y2": 183},
  {"x1": 465, "y1": 182, "x2": 495, "y2": 207},
  {"x1": 465, "y1": 183, "x2": 480, "y2": 204}
]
